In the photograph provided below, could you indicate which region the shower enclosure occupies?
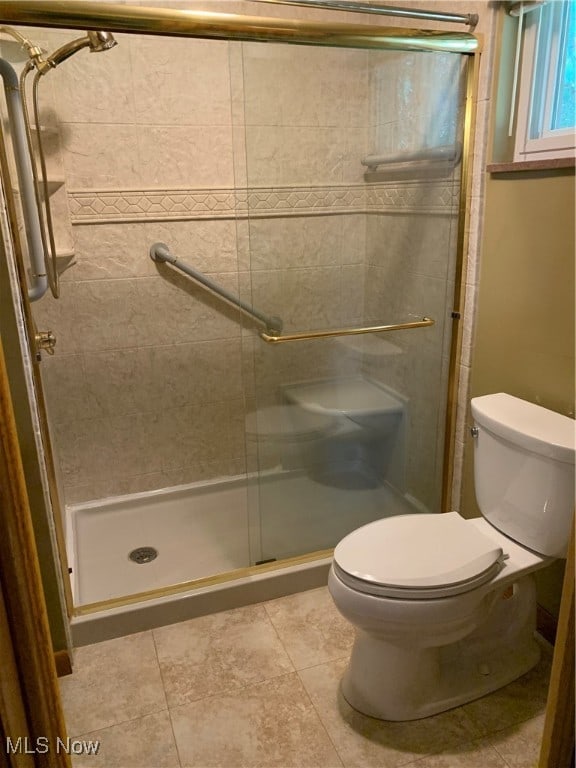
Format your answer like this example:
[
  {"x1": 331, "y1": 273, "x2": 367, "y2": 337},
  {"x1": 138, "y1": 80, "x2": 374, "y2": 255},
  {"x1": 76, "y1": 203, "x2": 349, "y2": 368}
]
[{"x1": 0, "y1": 1, "x2": 477, "y2": 636}]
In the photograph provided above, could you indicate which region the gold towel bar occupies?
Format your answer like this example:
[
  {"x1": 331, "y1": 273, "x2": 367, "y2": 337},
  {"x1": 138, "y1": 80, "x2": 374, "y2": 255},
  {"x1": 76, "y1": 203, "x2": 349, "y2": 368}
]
[{"x1": 260, "y1": 316, "x2": 434, "y2": 343}]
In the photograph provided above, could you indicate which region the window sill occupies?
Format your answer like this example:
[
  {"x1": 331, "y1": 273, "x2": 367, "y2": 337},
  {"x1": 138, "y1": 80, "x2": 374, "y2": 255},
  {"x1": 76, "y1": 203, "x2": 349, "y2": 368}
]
[{"x1": 487, "y1": 157, "x2": 576, "y2": 174}]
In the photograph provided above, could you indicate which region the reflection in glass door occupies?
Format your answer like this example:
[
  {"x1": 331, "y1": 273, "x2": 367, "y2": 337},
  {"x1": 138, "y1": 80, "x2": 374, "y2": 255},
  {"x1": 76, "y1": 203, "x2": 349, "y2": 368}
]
[{"x1": 238, "y1": 43, "x2": 467, "y2": 562}]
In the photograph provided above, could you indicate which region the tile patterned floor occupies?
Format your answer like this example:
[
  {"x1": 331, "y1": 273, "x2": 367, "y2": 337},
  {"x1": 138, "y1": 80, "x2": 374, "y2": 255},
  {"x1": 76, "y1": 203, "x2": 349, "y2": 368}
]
[{"x1": 60, "y1": 587, "x2": 551, "y2": 768}]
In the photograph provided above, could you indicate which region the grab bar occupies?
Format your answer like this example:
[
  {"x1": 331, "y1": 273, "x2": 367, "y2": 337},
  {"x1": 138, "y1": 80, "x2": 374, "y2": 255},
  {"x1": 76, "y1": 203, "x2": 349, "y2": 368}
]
[
  {"x1": 260, "y1": 317, "x2": 434, "y2": 344},
  {"x1": 149, "y1": 243, "x2": 283, "y2": 334},
  {"x1": 361, "y1": 143, "x2": 461, "y2": 172},
  {"x1": 150, "y1": 244, "x2": 433, "y2": 344}
]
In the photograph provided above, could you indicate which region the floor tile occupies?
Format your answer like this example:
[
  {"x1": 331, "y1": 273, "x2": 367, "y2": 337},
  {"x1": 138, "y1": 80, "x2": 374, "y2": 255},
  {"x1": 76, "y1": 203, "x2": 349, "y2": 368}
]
[
  {"x1": 153, "y1": 604, "x2": 294, "y2": 707},
  {"x1": 299, "y1": 658, "x2": 481, "y2": 768},
  {"x1": 71, "y1": 711, "x2": 180, "y2": 767},
  {"x1": 60, "y1": 631, "x2": 167, "y2": 736},
  {"x1": 487, "y1": 714, "x2": 545, "y2": 768},
  {"x1": 405, "y1": 737, "x2": 508, "y2": 768},
  {"x1": 460, "y1": 644, "x2": 552, "y2": 737},
  {"x1": 170, "y1": 672, "x2": 343, "y2": 768},
  {"x1": 264, "y1": 587, "x2": 355, "y2": 669}
]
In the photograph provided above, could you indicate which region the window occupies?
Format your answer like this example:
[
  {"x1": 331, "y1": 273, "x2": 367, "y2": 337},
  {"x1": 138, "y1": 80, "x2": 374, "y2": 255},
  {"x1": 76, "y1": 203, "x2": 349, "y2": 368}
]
[{"x1": 513, "y1": 0, "x2": 576, "y2": 161}]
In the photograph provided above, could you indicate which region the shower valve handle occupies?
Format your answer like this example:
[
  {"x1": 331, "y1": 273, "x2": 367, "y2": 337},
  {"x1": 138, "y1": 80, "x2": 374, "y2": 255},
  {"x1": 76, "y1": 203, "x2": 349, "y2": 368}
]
[{"x1": 35, "y1": 329, "x2": 56, "y2": 357}]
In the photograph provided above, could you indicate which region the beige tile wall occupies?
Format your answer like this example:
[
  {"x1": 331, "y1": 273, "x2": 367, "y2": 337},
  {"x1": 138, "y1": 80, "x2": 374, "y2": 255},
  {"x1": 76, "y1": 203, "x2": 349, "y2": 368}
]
[
  {"x1": 362, "y1": 206, "x2": 459, "y2": 510},
  {"x1": 26, "y1": 3, "x2": 485, "y2": 509},
  {"x1": 29, "y1": 22, "x2": 368, "y2": 504}
]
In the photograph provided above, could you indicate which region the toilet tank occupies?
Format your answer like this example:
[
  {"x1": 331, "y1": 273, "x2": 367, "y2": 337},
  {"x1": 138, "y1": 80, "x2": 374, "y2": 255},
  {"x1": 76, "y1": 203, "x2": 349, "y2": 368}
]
[{"x1": 471, "y1": 393, "x2": 575, "y2": 557}]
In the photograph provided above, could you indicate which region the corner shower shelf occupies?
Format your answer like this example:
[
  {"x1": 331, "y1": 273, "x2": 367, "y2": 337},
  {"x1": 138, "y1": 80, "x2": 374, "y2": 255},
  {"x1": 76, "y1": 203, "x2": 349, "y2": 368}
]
[
  {"x1": 43, "y1": 178, "x2": 65, "y2": 196},
  {"x1": 12, "y1": 177, "x2": 65, "y2": 197},
  {"x1": 55, "y1": 251, "x2": 76, "y2": 275}
]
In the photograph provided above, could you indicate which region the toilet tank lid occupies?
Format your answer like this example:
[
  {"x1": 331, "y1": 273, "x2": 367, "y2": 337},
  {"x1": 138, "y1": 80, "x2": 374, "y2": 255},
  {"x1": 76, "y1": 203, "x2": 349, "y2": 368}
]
[{"x1": 471, "y1": 393, "x2": 575, "y2": 464}]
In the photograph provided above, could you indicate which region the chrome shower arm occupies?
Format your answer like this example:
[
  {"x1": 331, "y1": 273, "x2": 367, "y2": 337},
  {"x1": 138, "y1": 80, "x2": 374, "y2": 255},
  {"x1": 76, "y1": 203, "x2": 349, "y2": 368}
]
[{"x1": 44, "y1": 35, "x2": 92, "y2": 68}]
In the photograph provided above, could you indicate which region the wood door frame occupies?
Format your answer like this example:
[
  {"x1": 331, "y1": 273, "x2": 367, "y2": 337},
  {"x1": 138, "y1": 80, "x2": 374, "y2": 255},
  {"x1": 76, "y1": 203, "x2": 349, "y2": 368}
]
[
  {"x1": 0, "y1": 337, "x2": 70, "y2": 768},
  {"x1": 539, "y1": 521, "x2": 575, "y2": 768}
]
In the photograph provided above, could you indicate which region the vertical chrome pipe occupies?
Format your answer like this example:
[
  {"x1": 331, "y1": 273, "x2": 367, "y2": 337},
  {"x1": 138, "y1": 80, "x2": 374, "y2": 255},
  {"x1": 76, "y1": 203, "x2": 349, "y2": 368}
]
[{"x1": 0, "y1": 58, "x2": 47, "y2": 301}]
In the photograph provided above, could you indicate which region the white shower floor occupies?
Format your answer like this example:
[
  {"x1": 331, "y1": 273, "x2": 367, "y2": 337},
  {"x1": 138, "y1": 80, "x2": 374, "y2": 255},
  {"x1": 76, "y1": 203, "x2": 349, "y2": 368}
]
[{"x1": 69, "y1": 472, "x2": 419, "y2": 607}]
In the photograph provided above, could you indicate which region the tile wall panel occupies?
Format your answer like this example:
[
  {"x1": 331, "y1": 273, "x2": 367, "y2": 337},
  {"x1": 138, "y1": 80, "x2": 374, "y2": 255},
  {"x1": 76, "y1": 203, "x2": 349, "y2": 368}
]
[{"x1": 28, "y1": 9, "x2": 470, "y2": 508}]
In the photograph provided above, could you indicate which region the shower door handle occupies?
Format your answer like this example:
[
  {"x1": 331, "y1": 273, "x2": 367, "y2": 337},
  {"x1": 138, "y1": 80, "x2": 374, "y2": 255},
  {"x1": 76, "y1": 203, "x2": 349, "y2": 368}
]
[{"x1": 259, "y1": 317, "x2": 434, "y2": 344}]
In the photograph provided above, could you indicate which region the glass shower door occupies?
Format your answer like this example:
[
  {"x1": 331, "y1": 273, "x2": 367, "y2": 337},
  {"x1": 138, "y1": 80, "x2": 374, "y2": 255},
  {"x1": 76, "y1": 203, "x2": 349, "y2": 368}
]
[{"x1": 238, "y1": 41, "x2": 468, "y2": 564}]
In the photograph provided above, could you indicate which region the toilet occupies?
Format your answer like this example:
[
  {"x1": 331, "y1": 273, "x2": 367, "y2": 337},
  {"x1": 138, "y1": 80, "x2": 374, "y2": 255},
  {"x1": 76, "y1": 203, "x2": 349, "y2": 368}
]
[{"x1": 328, "y1": 393, "x2": 575, "y2": 721}]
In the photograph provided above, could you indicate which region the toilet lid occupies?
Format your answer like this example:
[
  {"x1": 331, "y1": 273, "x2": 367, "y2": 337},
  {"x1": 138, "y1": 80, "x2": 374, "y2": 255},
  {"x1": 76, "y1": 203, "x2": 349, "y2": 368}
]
[
  {"x1": 245, "y1": 405, "x2": 335, "y2": 442},
  {"x1": 334, "y1": 512, "x2": 505, "y2": 599}
]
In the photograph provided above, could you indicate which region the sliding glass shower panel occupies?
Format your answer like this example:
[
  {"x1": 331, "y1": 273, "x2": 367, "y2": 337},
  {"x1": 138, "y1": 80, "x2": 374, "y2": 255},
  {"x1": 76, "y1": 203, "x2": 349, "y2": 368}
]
[
  {"x1": 239, "y1": 42, "x2": 467, "y2": 563},
  {"x1": 9, "y1": 21, "x2": 469, "y2": 605}
]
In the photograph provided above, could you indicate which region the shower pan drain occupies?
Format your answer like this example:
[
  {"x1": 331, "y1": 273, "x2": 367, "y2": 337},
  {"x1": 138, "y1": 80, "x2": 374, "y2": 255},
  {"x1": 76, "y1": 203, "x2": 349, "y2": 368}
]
[{"x1": 128, "y1": 546, "x2": 158, "y2": 564}]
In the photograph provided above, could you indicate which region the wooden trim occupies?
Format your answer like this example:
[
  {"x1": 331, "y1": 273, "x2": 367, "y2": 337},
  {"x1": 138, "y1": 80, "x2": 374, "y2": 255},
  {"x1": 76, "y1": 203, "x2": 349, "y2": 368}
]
[
  {"x1": 53, "y1": 652, "x2": 73, "y2": 679},
  {"x1": 0, "y1": 339, "x2": 70, "y2": 768},
  {"x1": 539, "y1": 520, "x2": 575, "y2": 768},
  {"x1": 0, "y1": 585, "x2": 34, "y2": 768},
  {"x1": 487, "y1": 157, "x2": 576, "y2": 173}
]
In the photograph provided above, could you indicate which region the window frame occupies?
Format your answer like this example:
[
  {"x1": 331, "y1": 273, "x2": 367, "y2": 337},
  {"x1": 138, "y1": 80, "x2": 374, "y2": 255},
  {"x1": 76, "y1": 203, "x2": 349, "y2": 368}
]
[{"x1": 514, "y1": 1, "x2": 576, "y2": 162}]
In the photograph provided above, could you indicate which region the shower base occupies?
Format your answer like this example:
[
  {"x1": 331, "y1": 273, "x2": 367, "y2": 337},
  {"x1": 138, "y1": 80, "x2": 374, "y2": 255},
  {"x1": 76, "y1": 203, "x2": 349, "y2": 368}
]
[{"x1": 68, "y1": 470, "x2": 420, "y2": 645}]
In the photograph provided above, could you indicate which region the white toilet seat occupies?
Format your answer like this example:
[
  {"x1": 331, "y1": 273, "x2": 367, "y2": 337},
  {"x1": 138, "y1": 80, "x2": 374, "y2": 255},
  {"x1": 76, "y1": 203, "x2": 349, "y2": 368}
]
[{"x1": 333, "y1": 512, "x2": 507, "y2": 599}]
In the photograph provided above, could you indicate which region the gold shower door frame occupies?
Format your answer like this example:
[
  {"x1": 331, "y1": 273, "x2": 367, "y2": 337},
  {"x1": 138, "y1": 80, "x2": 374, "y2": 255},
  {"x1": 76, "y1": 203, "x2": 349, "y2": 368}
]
[{"x1": 0, "y1": 0, "x2": 480, "y2": 617}]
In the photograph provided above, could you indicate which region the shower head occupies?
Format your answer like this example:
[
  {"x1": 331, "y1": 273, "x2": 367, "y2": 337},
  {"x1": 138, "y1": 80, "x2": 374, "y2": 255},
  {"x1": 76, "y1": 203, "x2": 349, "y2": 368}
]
[
  {"x1": 86, "y1": 31, "x2": 117, "y2": 53},
  {"x1": 43, "y1": 30, "x2": 117, "y2": 71}
]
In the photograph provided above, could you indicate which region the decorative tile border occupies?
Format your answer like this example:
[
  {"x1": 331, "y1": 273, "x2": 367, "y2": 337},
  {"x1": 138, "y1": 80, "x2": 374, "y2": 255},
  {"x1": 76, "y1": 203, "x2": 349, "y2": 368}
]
[
  {"x1": 68, "y1": 180, "x2": 458, "y2": 225},
  {"x1": 68, "y1": 188, "x2": 237, "y2": 224},
  {"x1": 366, "y1": 179, "x2": 459, "y2": 214}
]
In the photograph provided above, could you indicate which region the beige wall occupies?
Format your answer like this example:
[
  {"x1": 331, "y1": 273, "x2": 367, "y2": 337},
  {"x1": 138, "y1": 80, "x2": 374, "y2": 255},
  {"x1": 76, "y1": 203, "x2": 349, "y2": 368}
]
[
  {"x1": 467, "y1": 170, "x2": 575, "y2": 416},
  {"x1": 461, "y1": 168, "x2": 575, "y2": 615}
]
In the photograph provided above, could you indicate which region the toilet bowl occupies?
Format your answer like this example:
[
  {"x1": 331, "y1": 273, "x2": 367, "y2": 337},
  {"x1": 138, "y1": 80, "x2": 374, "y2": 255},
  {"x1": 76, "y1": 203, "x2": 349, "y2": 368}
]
[
  {"x1": 329, "y1": 513, "x2": 546, "y2": 720},
  {"x1": 329, "y1": 393, "x2": 575, "y2": 721}
]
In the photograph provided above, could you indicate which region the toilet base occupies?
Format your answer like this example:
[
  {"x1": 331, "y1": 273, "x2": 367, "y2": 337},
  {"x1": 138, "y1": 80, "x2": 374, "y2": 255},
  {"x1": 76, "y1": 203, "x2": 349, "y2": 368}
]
[
  {"x1": 340, "y1": 577, "x2": 541, "y2": 721},
  {"x1": 341, "y1": 630, "x2": 541, "y2": 721}
]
